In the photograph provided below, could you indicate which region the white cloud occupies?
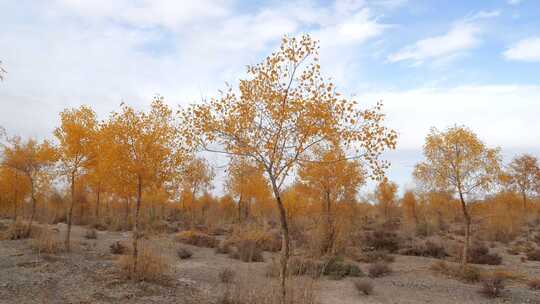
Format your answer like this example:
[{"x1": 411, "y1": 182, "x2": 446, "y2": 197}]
[
  {"x1": 0, "y1": 0, "x2": 389, "y2": 140},
  {"x1": 388, "y1": 23, "x2": 481, "y2": 64},
  {"x1": 507, "y1": 0, "x2": 523, "y2": 5},
  {"x1": 387, "y1": 11, "x2": 499, "y2": 65},
  {"x1": 359, "y1": 85, "x2": 540, "y2": 150},
  {"x1": 504, "y1": 37, "x2": 540, "y2": 62}
]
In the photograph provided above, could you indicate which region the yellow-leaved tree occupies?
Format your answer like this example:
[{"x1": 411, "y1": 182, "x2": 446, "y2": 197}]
[
  {"x1": 225, "y1": 157, "x2": 272, "y2": 223},
  {"x1": 103, "y1": 97, "x2": 187, "y2": 278},
  {"x1": 55, "y1": 106, "x2": 98, "y2": 251},
  {"x1": 375, "y1": 179, "x2": 398, "y2": 223},
  {"x1": 506, "y1": 154, "x2": 539, "y2": 212},
  {"x1": 414, "y1": 126, "x2": 501, "y2": 264},
  {"x1": 183, "y1": 35, "x2": 397, "y2": 302},
  {"x1": 1, "y1": 137, "x2": 57, "y2": 233},
  {"x1": 298, "y1": 146, "x2": 364, "y2": 255}
]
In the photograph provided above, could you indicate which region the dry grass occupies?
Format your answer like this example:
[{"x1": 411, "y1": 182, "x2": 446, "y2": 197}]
[
  {"x1": 177, "y1": 247, "x2": 193, "y2": 259},
  {"x1": 367, "y1": 262, "x2": 392, "y2": 278},
  {"x1": 430, "y1": 261, "x2": 482, "y2": 283},
  {"x1": 528, "y1": 278, "x2": 540, "y2": 290},
  {"x1": 354, "y1": 279, "x2": 374, "y2": 295},
  {"x1": 110, "y1": 241, "x2": 128, "y2": 254},
  {"x1": 219, "y1": 274, "x2": 318, "y2": 304},
  {"x1": 219, "y1": 268, "x2": 236, "y2": 284},
  {"x1": 84, "y1": 229, "x2": 98, "y2": 239},
  {"x1": 228, "y1": 226, "x2": 281, "y2": 252},
  {"x1": 479, "y1": 273, "x2": 506, "y2": 298},
  {"x1": 1, "y1": 219, "x2": 30, "y2": 240},
  {"x1": 175, "y1": 230, "x2": 218, "y2": 248},
  {"x1": 31, "y1": 229, "x2": 64, "y2": 254},
  {"x1": 118, "y1": 243, "x2": 171, "y2": 283}
]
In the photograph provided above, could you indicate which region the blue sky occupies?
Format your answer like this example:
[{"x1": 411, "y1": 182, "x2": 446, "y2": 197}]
[{"x1": 1, "y1": 0, "x2": 539, "y2": 193}]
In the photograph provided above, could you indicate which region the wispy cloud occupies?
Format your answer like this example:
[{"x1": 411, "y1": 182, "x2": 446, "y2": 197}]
[
  {"x1": 507, "y1": 0, "x2": 523, "y2": 5},
  {"x1": 504, "y1": 37, "x2": 540, "y2": 62},
  {"x1": 387, "y1": 11, "x2": 499, "y2": 65}
]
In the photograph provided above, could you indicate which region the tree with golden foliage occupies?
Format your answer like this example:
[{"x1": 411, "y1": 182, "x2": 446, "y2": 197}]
[
  {"x1": 1, "y1": 137, "x2": 57, "y2": 233},
  {"x1": 375, "y1": 179, "x2": 398, "y2": 223},
  {"x1": 183, "y1": 35, "x2": 396, "y2": 301},
  {"x1": 103, "y1": 97, "x2": 187, "y2": 278},
  {"x1": 0, "y1": 166, "x2": 30, "y2": 221},
  {"x1": 298, "y1": 146, "x2": 364, "y2": 255},
  {"x1": 179, "y1": 157, "x2": 214, "y2": 219},
  {"x1": 506, "y1": 154, "x2": 539, "y2": 212},
  {"x1": 414, "y1": 126, "x2": 501, "y2": 264},
  {"x1": 226, "y1": 157, "x2": 271, "y2": 223},
  {"x1": 55, "y1": 106, "x2": 98, "y2": 251},
  {"x1": 401, "y1": 190, "x2": 418, "y2": 227}
]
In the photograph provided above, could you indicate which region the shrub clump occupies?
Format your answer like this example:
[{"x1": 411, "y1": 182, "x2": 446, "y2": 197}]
[
  {"x1": 479, "y1": 274, "x2": 506, "y2": 298},
  {"x1": 322, "y1": 256, "x2": 364, "y2": 280},
  {"x1": 267, "y1": 256, "x2": 363, "y2": 280},
  {"x1": 177, "y1": 247, "x2": 193, "y2": 259},
  {"x1": 228, "y1": 239, "x2": 264, "y2": 262},
  {"x1": 354, "y1": 279, "x2": 374, "y2": 295},
  {"x1": 227, "y1": 227, "x2": 281, "y2": 252},
  {"x1": 31, "y1": 229, "x2": 63, "y2": 254},
  {"x1": 175, "y1": 230, "x2": 218, "y2": 248},
  {"x1": 1, "y1": 220, "x2": 30, "y2": 240},
  {"x1": 468, "y1": 244, "x2": 502, "y2": 265},
  {"x1": 367, "y1": 262, "x2": 392, "y2": 278},
  {"x1": 526, "y1": 249, "x2": 540, "y2": 261},
  {"x1": 363, "y1": 230, "x2": 400, "y2": 253},
  {"x1": 355, "y1": 250, "x2": 395, "y2": 263},
  {"x1": 118, "y1": 245, "x2": 170, "y2": 283},
  {"x1": 85, "y1": 229, "x2": 98, "y2": 239},
  {"x1": 528, "y1": 278, "x2": 540, "y2": 290},
  {"x1": 399, "y1": 240, "x2": 447, "y2": 259},
  {"x1": 110, "y1": 241, "x2": 128, "y2": 254},
  {"x1": 219, "y1": 268, "x2": 236, "y2": 284},
  {"x1": 430, "y1": 261, "x2": 482, "y2": 283}
]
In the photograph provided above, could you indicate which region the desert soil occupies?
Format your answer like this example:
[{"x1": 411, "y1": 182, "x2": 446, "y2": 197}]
[{"x1": 1, "y1": 220, "x2": 539, "y2": 304}]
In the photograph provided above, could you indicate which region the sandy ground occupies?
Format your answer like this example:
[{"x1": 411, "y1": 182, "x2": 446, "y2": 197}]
[{"x1": 1, "y1": 220, "x2": 539, "y2": 304}]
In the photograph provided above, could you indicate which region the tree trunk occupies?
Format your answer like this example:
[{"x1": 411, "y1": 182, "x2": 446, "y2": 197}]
[
  {"x1": 13, "y1": 173, "x2": 18, "y2": 222},
  {"x1": 132, "y1": 175, "x2": 143, "y2": 279},
  {"x1": 125, "y1": 197, "x2": 130, "y2": 230},
  {"x1": 65, "y1": 171, "x2": 76, "y2": 252},
  {"x1": 26, "y1": 180, "x2": 37, "y2": 236},
  {"x1": 95, "y1": 184, "x2": 101, "y2": 224},
  {"x1": 270, "y1": 178, "x2": 290, "y2": 304},
  {"x1": 323, "y1": 190, "x2": 334, "y2": 255},
  {"x1": 458, "y1": 192, "x2": 470, "y2": 265},
  {"x1": 237, "y1": 193, "x2": 243, "y2": 223}
]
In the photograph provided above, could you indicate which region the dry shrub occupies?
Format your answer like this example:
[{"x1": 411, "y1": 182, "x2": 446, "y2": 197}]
[
  {"x1": 228, "y1": 239, "x2": 264, "y2": 262},
  {"x1": 219, "y1": 274, "x2": 317, "y2": 304},
  {"x1": 175, "y1": 230, "x2": 218, "y2": 248},
  {"x1": 110, "y1": 241, "x2": 128, "y2": 254},
  {"x1": 363, "y1": 229, "x2": 400, "y2": 253},
  {"x1": 430, "y1": 261, "x2": 482, "y2": 283},
  {"x1": 1, "y1": 219, "x2": 29, "y2": 240},
  {"x1": 528, "y1": 278, "x2": 540, "y2": 290},
  {"x1": 177, "y1": 247, "x2": 193, "y2": 259},
  {"x1": 118, "y1": 244, "x2": 170, "y2": 283},
  {"x1": 468, "y1": 244, "x2": 502, "y2": 265},
  {"x1": 85, "y1": 229, "x2": 98, "y2": 239},
  {"x1": 399, "y1": 240, "x2": 447, "y2": 259},
  {"x1": 479, "y1": 273, "x2": 506, "y2": 298},
  {"x1": 266, "y1": 256, "x2": 363, "y2": 280},
  {"x1": 322, "y1": 256, "x2": 363, "y2": 280},
  {"x1": 526, "y1": 249, "x2": 540, "y2": 261},
  {"x1": 367, "y1": 262, "x2": 392, "y2": 278},
  {"x1": 31, "y1": 229, "x2": 63, "y2": 254},
  {"x1": 354, "y1": 250, "x2": 395, "y2": 263},
  {"x1": 219, "y1": 268, "x2": 236, "y2": 284},
  {"x1": 215, "y1": 241, "x2": 233, "y2": 254},
  {"x1": 228, "y1": 226, "x2": 281, "y2": 252},
  {"x1": 354, "y1": 279, "x2": 374, "y2": 295}
]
